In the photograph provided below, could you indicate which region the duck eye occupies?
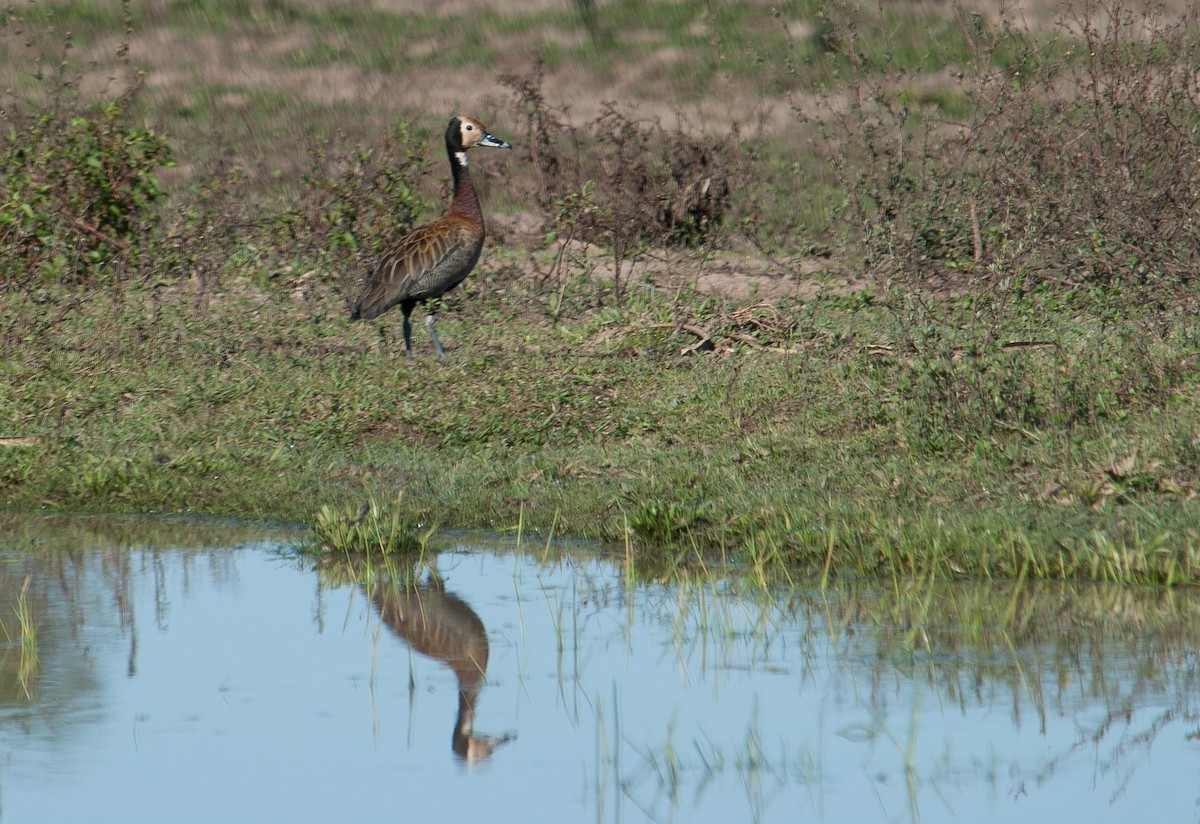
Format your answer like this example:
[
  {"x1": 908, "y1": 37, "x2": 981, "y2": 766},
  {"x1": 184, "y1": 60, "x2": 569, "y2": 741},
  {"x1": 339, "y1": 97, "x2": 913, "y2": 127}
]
[{"x1": 465, "y1": 124, "x2": 474, "y2": 130}]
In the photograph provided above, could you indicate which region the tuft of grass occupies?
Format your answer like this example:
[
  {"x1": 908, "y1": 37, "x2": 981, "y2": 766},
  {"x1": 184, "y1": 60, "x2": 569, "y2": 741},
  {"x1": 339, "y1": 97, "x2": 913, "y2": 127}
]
[
  {"x1": 0, "y1": 575, "x2": 40, "y2": 700},
  {"x1": 305, "y1": 495, "x2": 424, "y2": 561},
  {"x1": 14, "y1": 576, "x2": 37, "y2": 697}
]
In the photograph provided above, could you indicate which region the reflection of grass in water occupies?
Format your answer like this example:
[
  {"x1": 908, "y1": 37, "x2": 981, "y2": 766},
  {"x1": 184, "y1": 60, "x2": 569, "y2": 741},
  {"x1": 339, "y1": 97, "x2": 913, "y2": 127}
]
[
  {"x1": 0, "y1": 512, "x2": 295, "y2": 554},
  {"x1": 0, "y1": 514, "x2": 263, "y2": 708},
  {"x1": 590, "y1": 686, "x2": 622, "y2": 824},
  {"x1": 586, "y1": 579, "x2": 820, "y2": 822},
  {"x1": 849, "y1": 683, "x2": 962, "y2": 824},
  {"x1": 827, "y1": 580, "x2": 1200, "y2": 816},
  {"x1": 617, "y1": 703, "x2": 810, "y2": 824},
  {"x1": 583, "y1": 559, "x2": 1200, "y2": 820}
]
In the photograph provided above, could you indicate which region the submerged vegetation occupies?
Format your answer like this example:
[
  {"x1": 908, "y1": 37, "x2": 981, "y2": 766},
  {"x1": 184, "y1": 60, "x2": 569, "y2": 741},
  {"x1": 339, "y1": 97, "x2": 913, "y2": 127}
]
[{"x1": 1, "y1": 0, "x2": 1199, "y2": 585}]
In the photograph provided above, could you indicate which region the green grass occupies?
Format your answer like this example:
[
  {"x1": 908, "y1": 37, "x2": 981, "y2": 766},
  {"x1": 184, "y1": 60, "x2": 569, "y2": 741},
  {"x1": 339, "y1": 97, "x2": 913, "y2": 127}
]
[{"x1": 2, "y1": 270, "x2": 1198, "y2": 585}]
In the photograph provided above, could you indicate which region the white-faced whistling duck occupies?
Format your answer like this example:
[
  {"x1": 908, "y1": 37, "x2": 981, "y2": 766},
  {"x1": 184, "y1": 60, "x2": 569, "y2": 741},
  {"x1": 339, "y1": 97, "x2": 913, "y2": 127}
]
[{"x1": 349, "y1": 116, "x2": 512, "y2": 357}]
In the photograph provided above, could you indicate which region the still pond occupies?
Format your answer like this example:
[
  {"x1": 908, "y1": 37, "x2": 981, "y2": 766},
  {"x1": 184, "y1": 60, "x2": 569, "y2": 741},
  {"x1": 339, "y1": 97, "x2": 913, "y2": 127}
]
[{"x1": 0, "y1": 513, "x2": 1197, "y2": 823}]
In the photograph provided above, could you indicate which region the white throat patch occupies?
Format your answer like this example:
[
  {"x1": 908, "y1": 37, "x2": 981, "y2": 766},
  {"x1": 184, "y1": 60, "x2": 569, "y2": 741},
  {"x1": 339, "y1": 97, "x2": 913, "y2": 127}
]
[{"x1": 455, "y1": 151, "x2": 468, "y2": 167}]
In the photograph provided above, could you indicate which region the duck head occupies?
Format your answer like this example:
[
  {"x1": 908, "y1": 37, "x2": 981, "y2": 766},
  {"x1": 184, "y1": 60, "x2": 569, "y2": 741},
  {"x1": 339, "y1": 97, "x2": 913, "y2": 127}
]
[{"x1": 447, "y1": 115, "x2": 512, "y2": 155}]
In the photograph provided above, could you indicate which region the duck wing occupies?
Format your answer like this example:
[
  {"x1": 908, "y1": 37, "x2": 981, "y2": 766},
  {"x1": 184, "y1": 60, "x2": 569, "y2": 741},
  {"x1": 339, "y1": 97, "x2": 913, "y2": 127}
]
[{"x1": 351, "y1": 215, "x2": 484, "y2": 321}]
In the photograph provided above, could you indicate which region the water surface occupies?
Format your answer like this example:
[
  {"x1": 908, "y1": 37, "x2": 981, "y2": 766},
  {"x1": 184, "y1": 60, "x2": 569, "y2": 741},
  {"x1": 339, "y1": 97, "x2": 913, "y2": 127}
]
[{"x1": 0, "y1": 513, "x2": 1197, "y2": 823}]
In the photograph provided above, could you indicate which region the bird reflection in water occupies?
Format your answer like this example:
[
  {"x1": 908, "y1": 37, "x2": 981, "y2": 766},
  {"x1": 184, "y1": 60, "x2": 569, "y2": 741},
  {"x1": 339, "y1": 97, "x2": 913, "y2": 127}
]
[{"x1": 369, "y1": 573, "x2": 514, "y2": 762}]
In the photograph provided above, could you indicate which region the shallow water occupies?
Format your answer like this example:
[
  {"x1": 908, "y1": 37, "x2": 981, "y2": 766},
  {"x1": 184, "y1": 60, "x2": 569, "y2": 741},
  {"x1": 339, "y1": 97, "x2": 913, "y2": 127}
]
[{"x1": 0, "y1": 514, "x2": 1198, "y2": 823}]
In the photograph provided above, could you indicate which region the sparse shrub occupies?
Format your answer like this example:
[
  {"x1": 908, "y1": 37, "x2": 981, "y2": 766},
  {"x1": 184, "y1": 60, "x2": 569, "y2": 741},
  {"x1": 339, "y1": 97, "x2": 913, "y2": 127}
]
[
  {"x1": 139, "y1": 122, "x2": 428, "y2": 295},
  {"x1": 580, "y1": 104, "x2": 736, "y2": 249},
  {"x1": 816, "y1": 0, "x2": 1200, "y2": 300},
  {"x1": 499, "y1": 58, "x2": 568, "y2": 212},
  {"x1": 0, "y1": 13, "x2": 428, "y2": 294},
  {"x1": 968, "y1": 2, "x2": 1200, "y2": 293},
  {"x1": 658, "y1": 121, "x2": 734, "y2": 247},
  {"x1": 555, "y1": 105, "x2": 740, "y2": 302},
  {"x1": 148, "y1": 167, "x2": 258, "y2": 290},
  {"x1": 500, "y1": 62, "x2": 743, "y2": 302}
]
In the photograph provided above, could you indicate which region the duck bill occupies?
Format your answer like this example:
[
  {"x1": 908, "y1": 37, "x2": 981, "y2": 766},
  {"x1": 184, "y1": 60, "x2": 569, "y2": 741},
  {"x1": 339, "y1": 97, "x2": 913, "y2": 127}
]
[{"x1": 478, "y1": 131, "x2": 512, "y2": 149}]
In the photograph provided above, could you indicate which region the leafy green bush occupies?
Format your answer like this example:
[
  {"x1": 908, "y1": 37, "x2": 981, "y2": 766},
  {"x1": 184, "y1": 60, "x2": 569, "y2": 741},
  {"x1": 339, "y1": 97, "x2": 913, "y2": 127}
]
[
  {"x1": 0, "y1": 18, "x2": 425, "y2": 294},
  {"x1": 1, "y1": 90, "x2": 173, "y2": 285}
]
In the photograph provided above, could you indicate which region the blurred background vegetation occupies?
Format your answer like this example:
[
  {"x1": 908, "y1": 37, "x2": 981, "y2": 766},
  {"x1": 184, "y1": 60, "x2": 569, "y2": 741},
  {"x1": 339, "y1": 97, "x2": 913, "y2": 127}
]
[{"x1": 3, "y1": 0, "x2": 1196, "y2": 302}]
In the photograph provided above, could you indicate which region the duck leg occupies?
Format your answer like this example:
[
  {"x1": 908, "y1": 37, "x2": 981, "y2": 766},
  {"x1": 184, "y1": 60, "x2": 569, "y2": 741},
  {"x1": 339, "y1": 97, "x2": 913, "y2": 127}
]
[
  {"x1": 401, "y1": 306, "x2": 415, "y2": 357},
  {"x1": 425, "y1": 313, "x2": 446, "y2": 358}
]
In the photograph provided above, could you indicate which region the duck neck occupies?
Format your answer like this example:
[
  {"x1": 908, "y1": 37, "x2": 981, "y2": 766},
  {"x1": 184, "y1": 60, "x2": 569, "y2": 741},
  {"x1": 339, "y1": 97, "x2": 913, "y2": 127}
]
[
  {"x1": 451, "y1": 686, "x2": 478, "y2": 758},
  {"x1": 447, "y1": 149, "x2": 484, "y2": 228}
]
